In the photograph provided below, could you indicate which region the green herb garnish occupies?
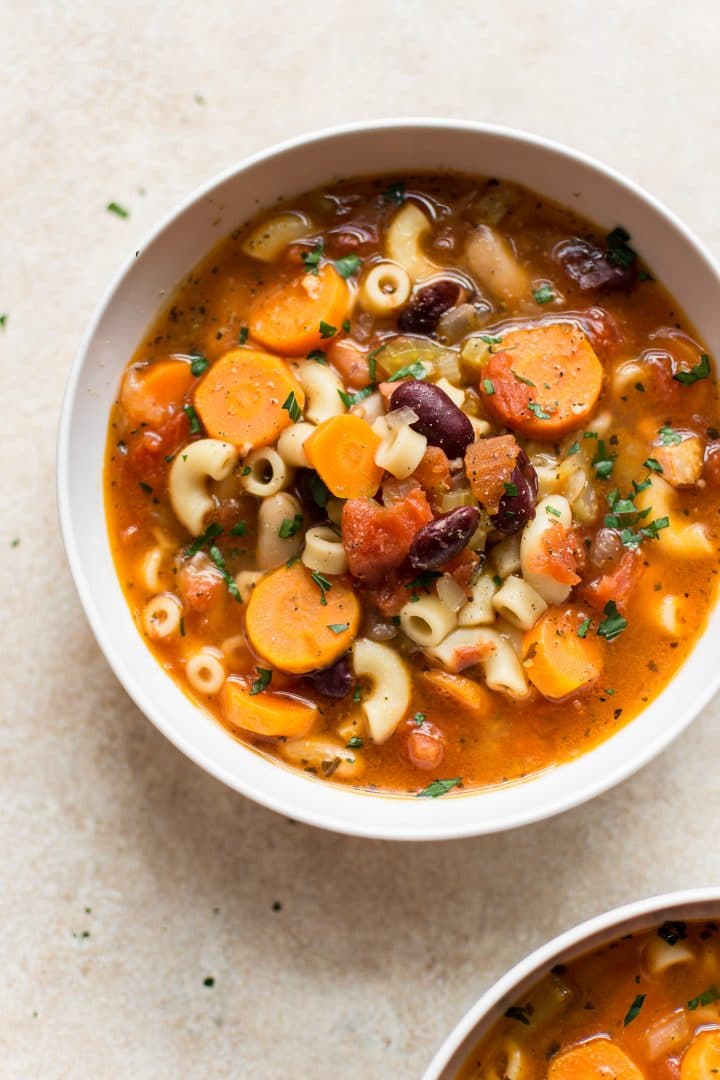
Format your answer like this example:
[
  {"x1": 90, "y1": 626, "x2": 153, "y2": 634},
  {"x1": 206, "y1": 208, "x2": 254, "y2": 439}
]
[
  {"x1": 417, "y1": 777, "x2": 462, "y2": 798},
  {"x1": 278, "y1": 514, "x2": 303, "y2": 539},
  {"x1": 482, "y1": 378, "x2": 495, "y2": 396},
  {"x1": 281, "y1": 390, "x2": 302, "y2": 422},
  {"x1": 301, "y1": 244, "x2": 323, "y2": 275},
  {"x1": 319, "y1": 320, "x2": 337, "y2": 339},
  {"x1": 658, "y1": 425, "x2": 682, "y2": 446},
  {"x1": 597, "y1": 600, "x2": 627, "y2": 641},
  {"x1": 528, "y1": 401, "x2": 551, "y2": 420},
  {"x1": 606, "y1": 226, "x2": 637, "y2": 269},
  {"x1": 250, "y1": 668, "x2": 272, "y2": 695},
  {"x1": 311, "y1": 570, "x2": 332, "y2": 606},
  {"x1": 624, "y1": 993, "x2": 645, "y2": 1026},
  {"x1": 334, "y1": 254, "x2": 362, "y2": 278},
  {"x1": 577, "y1": 617, "x2": 592, "y2": 638},
  {"x1": 387, "y1": 361, "x2": 426, "y2": 382},
  {"x1": 190, "y1": 353, "x2": 209, "y2": 376},
  {"x1": 643, "y1": 457, "x2": 663, "y2": 473},
  {"x1": 106, "y1": 201, "x2": 129, "y2": 218},
  {"x1": 533, "y1": 284, "x2": 555, "y2": 304},
  {"x1": 381, "y1": 181, "x2": 405, "y2": 204},
  {"x1": 238, "y1": 326, "x2": 249, "y2": 345},
  {"x1": 674, "y1": 353, "x2": 711, "y2": 385},
  {"x1": 307, "y1": 349, "x2": 328, "y2": 364},
  {"x1": 186, "y1": 521, "x2": 223, "y2": 557},
  {"x1": 183, "y1": 403, "x2": 201, "y2": 434},
  {"x1": 327, "y1": 623, "x2": 350, "y2": 634},
  {"x1": 688, "y1": 985, "x2": 720, "y2": 1010},
  {"x1": 346, "y1": 736, "x2": 364, "y2": 748},
  {"x1": 512, "y1": 371, "x2": 536, "y2": 386}
]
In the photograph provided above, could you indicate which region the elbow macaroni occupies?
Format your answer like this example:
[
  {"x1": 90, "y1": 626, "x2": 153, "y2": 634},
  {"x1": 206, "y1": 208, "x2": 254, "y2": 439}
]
[
  {"x1": 276, "y1": 421, "x2": 316, "y2": 468},
  {"x1": 399, "y1": 594, "x2": 457, "y2": 647},
  {"x1": 520, "y1": 495, "x2": 574, "y2": 604},
  {"x1": 492, "y1": 575, "x2": 548, "y2": 631},
  {"x1": 241, "y1": 447, "x2": 292, "y2": 498},
  {"x1": 256, "y1": 492, "x2": 304, "y2": 569},
  {"x1": 383, "y1": 202, "x2": 438, "y2": 281},
  {"x1": 168, "y1": 438, "x2": 238, "y2": 535},
  {"x1": 240, "y1": 211, "x2": 312, "y2": 262},
  {"x1": 292, "y1": 360, "x2": 346, "y2": 424},
  {"x1": 427, "y1": 627, "x2": 530, "y2": 699},
  {"x1": 357, "y1": 261, "x2": 412, "y2": 314},
  {"x1": 301, "y1": 525, "x2": 348, "y2": 575},
  {"x1": 352, "y1": 638, "x2": 411, "y2": 743}
]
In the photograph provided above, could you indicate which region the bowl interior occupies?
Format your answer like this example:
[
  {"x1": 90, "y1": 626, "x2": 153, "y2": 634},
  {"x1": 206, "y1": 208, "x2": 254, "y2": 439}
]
[
  {"x1": 58, "y1": 120, "x2": 720, "y2": 839},
  {"x1": 424, "y1": 889, "x2": 720, "y2": 1079}
]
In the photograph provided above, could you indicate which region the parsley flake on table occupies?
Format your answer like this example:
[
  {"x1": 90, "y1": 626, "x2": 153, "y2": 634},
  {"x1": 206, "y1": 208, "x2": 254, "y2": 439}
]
[{"x1": 106, "y1": 201, "x2": 129, "y2": 218}]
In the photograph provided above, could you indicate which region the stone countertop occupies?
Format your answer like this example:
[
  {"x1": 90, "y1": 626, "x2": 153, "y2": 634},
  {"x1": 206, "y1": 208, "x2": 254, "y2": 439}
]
[{"x1": 2, "y1": 2, "x2": 720, "y2": 1076}]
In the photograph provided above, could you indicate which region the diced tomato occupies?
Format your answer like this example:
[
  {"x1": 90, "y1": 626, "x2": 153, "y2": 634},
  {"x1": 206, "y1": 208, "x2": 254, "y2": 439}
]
[
  {"x1": 404, "y1": 720, "x2": 445, "y2": 771},
  {"x1": 126, "y1": 410, "x2": 190, "y2": 490},
  {"x1": 442, "y1": 549, "x2": 479, "y2": 591},
  {"x1": 341, "y1": 487, "x2": 433, "y2": 584},
  {"x1": 370, "y1": 575, "x2": 411, "y2": 616},
  {"x1": 577, "y1": 550, "x2": 639, "y2": 612},
  {"x1": 528, "y1": 523, "x2": 584, "y2": 586}
]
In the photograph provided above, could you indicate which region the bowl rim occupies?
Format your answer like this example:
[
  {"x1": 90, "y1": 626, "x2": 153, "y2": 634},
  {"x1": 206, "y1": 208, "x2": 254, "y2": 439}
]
[
  {"x1": 57, "y1": 117, "x2": 720, "y2": 840},
  {"x1": 422, "y1": 886, "x2": 720, "y2": 1078}
]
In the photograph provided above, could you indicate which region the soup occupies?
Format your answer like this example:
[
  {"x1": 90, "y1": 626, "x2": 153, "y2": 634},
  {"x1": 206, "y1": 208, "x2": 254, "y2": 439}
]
[
  {"x1": 105, "y1": 173, "x2": 720, "y2": 795},
  {"x1": 458, "y1": 919, "x2": 720, "y2": 1079}
]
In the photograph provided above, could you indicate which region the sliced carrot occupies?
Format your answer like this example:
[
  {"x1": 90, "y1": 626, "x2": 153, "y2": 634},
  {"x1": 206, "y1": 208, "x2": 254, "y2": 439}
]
[
  {"x1": 681, "y1": 1029, "x2": 720, "y2": 1080},
  {"x1": 480, "y1": 323, "x2": 603, "y2": 439},
  {"x1": 120, "y1": 359, "x2": 194, "y2": 425},
  {"x1": 245, "y1": 562, "x2": 361, "y2": 674},
  {"x1": 304, "y1": 414, "x2": 384, "y2": 499},
  {"x1": 249, "y1": 263, "x2": 350, "y2": 356},
  {"x1": 418, "y1": 669, "x2": 493, "y2": 715},
  {"x1": 193, "y1": 348, "x2": 305, "y2": 452},
  {"x1": 548, "y1": 1038, "x2": 644, "y2": 1080},
  {"x1": 411, "y1": 445, "x2": 452, "y2": 499},
  {"x1": 523, "y1": 605, "x2": 604, "y2": 702},
  {"x1": 222, "y1": 676, "x2": 318, "y2": 738}
]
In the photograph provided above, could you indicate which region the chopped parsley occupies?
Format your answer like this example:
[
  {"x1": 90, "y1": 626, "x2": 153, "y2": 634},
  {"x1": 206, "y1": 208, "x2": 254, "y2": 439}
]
[
  {"x1": 250, "y1": 668, "x2": 272, "y2": 695},
  {"x1": 190, "y1": 353, "x2": 209, "y2": 376},
  {"x1": 606, "y1": 226, "x2": 637, "y2": 269},
  {"x1": 512, "y1": 370, "x2": 536, "y2": 386},
  {"x1": 597, "y1": 600, "x2": 627, "y2": 641},
  {"x1": 658, "y1": 425, "x2": 682, "y2": 446},
  {"x1": 480, "y1": 334, "x2": 503, "y2": 348},
  {"x1": 674, "y1": 353, "x2": 711, "y2": 385},
  {"x1": 492, "y1": 574, "x2": 502, "y2": 588},
  {"x1": 533, "y1": 284, "x2": 555, "y2": 304},
  {"x1": 346, "y1": 736, "x2": 364, "y2": 748},
  {"x1": 238, "y1": 325, "x2": 249, "y2": 345},
  {"x1": 417, "y1": 777, "x2": 462, "y2": 798},
  {"x1": 186, "y1": 521, "x2": 223, "y2": 557},
  {"x1": 342, "y1": 318, "x2": 351, "y2": 332},
  {"x1": 183, "y1": 403, "x2": 202, "y2": 434},
  {"x1": 241, "y1": 465, "x2": 252, "y2": 476},
  {"x1": 545, "y1": 505, "x2": 561, "y2": 517},
  {"x1": 179, "y1": 616, "x2": 186, "y2": 637},
  {"x1": 623, "y1": 993, "x2": 645, "y2": 1026},
  {"x1": 412, "y1": 712, "x2": 426, "y2": 726},
  {"x1": 504, "y1": 481, "x2": 519, "y2": 497},
  {"x1": 10, "y1": 537, "x2": 20, "y2": 548},
  {"x1": 528, "y1": 401, "x2": 552, "y2": 420},
  {"x1": 566, "y1": 441, "x2": 580, "y2": 456},
  {"x1": 106, "y1": 201, "x2": 129, "y2": 218},
  {"x1": 504, "y1": 1005, "x2": 531, "y2": 1026},
  {"x1": 577, "y1": 617, "x2": 592, "y2": 638},
  {"x1": 327, "y1": 622, "x2": 350, "y2": 634},
  {"x1": 658, "y1": 921, "x2": 687, "y2": 945},
  {"x1": 334, "y1": 254, "x2": 362, "y2": 278},
  {"x1": 307, "y1": 349, "x2": 328, "y2": 364},
  {"x1": 281, "y1": 390, "x2": 303, "y2": 422},
  {"x1": 352, "y1": 685, "x2": 362, "y2": 704},
  {"x1": 688, "y1": 985, "x2": 719, "y2": 1010},
  {"x1": 643, "y1": 457, "x2": 663, "y2": 473},
  {"x1": 406, "y1": 571, "x2": 442, "y2": 600},
  {"x1": 208, "y1": 544, "x2": 242, "y2": 602},
  {"x1": 592, "y1": 440, "x2": 616, "y2": 479},
  {"x1": 338, "y1": 385, "x2": 375, "y2": 408},
  {"x1": 138, "y1": 481, "x2": 153, "y2": 494},
  {"x1": 278, "y1": 514, "x2": 303, "y2": 539},
  {"x1": 309, "y1": 474, "x2": 329, "y2": 507},
  {"x1": 387, "y1": 361, "x2": 426, "y2": 382},
  {"x1": 301, "y1": 244, "x2": 323, "y2": 275},
  {"x1": 311, "y1": 570, "x2": 332, "y2": 606},
  {"x1": 381, "y1": 181, "x2": 405, "y2": 204},
  {"x1": 482, "y1": 378, "x2": 495, "y2": 396},
  {"x1": 0, "y1": 315, "x2": 7, "y2": 329},
  {"x1": 230, "y1": 521, "x2": 247, "y2": 537},
  {"x1": 319, "y1": 320, "x2": 337, "y2": 339}
]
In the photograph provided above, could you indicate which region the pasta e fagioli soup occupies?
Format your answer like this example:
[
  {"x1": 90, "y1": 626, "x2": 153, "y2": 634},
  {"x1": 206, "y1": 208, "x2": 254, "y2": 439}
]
[
  {"x1": 456, "y1": 919, "x2": 720, "y2": 1079},
  {"x1": 104, "y1": 172, "x2": 720, "y2": 796}
]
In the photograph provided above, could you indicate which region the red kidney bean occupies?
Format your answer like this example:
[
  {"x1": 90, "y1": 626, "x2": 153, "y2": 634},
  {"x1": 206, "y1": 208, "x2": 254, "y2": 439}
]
[
  {"x1": 555, "y1": 238, "x2": 636, "y2": 292},
  {"x1": 397, "y1": 280, "x2": 460, "y2": 335},
  {"x1": 308, "y1": 655, "x2": 353, "y2": 699},
  {"x1": 405, "y1": 720, "x2": 445, "y2": 771},
  {"x1": 390, "y1": 380, "x2": 474, "y2": 458},
  {"x1": 491, "y1": 449, "x2": 538, "y2": 535},
  {"x1": 408, "y1": 506, "x2": 481, "y2": 571}
]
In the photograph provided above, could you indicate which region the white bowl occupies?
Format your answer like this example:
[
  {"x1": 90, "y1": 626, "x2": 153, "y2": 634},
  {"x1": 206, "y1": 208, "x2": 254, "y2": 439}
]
[
  {"x1": 57, "y1": 119, "x2": 720, "y2": 840},
  {"x1": 424, "y1": 888, "x2": 720, "y2": 1078}
]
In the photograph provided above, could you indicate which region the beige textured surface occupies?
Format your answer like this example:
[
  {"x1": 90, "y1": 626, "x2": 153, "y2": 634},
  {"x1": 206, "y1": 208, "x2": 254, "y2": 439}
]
[{"x1": 3, "y1": 2, "x2": 720, "y2": 1076}]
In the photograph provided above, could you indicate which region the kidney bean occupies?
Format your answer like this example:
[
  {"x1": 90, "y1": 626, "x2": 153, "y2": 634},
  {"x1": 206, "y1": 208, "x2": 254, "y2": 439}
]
[
  {"x1": 308, "y1": 655, "x2": 353, "y2": 699},
  {"x1": 405, "y1": 719, "x2": 445, "y2": 771},
  {"x1": 555, "y1": 238, "x2": 636, "y2": 292},
  {"x1": 408, "y1": 506, "x2": 481, "y2": 571},
  {"x1": 390, "y1": 380, "x2": 474, "y2": 458},
  {"x1": 397, "y1": 280, "x2": 460, "y2": 335},
  {"x1": 589, "y1": 526, "x2": 623, "y2": 570},
  {"x1": 491, "y1": 449, "x2": 538, "y2": 535}
]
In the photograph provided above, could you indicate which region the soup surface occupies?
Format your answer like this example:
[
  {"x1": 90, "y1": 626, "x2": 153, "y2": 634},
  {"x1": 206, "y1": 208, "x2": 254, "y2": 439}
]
[
  {"x1": 105, "y1": 173, "x2": 720, "y2": 795},
  {"x1": 458, "y1": 919, "x2": 720, "y2": 1079}
]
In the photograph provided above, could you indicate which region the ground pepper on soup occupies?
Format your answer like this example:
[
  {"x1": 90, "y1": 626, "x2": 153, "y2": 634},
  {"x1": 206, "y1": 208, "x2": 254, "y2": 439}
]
[
  {"x1": 457, "y1": 920, "x2": 720, "y2": 1079},
  {"x1": 104, "y1": 173, "x2": 720, "y2": 795}
]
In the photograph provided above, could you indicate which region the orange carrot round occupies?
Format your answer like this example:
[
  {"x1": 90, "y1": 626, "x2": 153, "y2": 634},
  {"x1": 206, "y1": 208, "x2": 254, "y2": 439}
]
[
  {"x1": 523, "y1": 605, "x2": 604, "y2": 701},
  {"x1": 548, "y1": 1038, "x2": 644, "y2": 1080},
  {"x1": 193, "y1": 348, "x2": 305, "y2": 452},
  {"x1": 245, "y1": 561, "x2": 360, "y2": 674},
  {"x1": 304, "y1": 414, "x2": 384, "y2": 498},
  {"x1": 120, "y1": 359, "x2": 194, "y2": 425},
  {"x1": 480, "y1": 323, "x2": 603, "y2": 439},
  {"x1": 222, "y1": 676, "x2": 318, "y2": 738},
  {"x1": 249, "y1": 263, "x2": 350, "y2": 356}
]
